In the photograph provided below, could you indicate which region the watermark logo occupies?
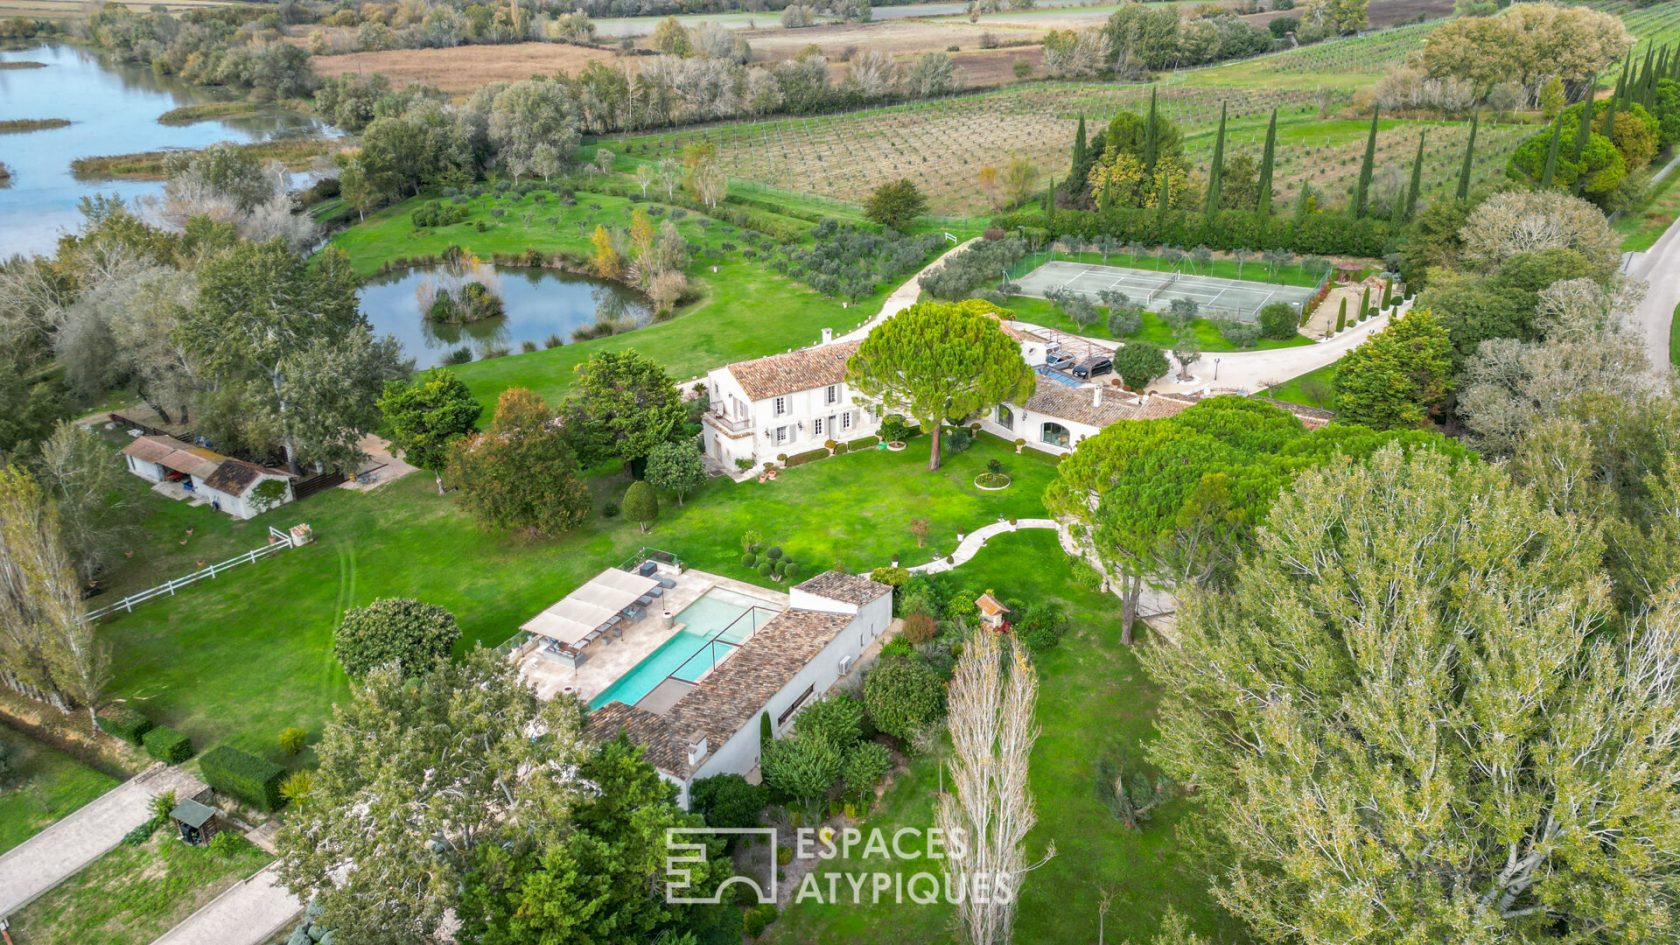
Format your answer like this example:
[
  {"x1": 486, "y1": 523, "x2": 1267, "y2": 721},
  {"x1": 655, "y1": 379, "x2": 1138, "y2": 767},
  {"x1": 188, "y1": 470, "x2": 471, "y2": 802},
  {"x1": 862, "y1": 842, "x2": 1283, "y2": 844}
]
[
  {"x1": 664, "y1": 827, "x2": 778, "y2": 904},
  {"x1": 664, "y1": 826, "x2": 1016, "y2": 907}
]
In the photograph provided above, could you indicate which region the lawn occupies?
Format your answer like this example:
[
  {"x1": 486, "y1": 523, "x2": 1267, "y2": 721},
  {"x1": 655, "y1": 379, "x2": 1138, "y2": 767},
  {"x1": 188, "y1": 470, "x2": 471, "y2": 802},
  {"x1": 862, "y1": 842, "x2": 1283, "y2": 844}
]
[
  {"x1": 762, "y1": 529, "x2": 1241, "y2": 945},
  {"x1": 333, "y1": 187, "x2": 927, "y2": 411},
  {"x1": 8, "y1": 829, "x2": 271, "y2": 945},
  {"x1": 1002, "y1": 295, "x2": 1316, "y2": 352},
  {"x1": 0, "y1": 728, "x2": 118, "y2": 855},
  {"x1": 1263, "y1": 360, "x2": 1337, "y2": 409},
  {"x1": 1614, "y1": 158, "x2": 1680, "y2": 252},
  {"x1": 98, "y1": 435, "x2": 1059, "y2": 756}
]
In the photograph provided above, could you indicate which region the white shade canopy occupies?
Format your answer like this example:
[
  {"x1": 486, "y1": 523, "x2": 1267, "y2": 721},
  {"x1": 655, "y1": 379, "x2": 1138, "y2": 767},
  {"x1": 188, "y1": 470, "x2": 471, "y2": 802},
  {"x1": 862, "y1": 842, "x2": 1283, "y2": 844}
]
[{"x1": 522, "y1": 569, "x2": 660, "y2": 645}]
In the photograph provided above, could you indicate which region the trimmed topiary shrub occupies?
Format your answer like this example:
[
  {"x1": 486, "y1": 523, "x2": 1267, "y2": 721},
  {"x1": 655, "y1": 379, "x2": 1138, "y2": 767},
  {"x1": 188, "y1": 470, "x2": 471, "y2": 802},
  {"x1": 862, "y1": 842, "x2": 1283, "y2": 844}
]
[
  {"x1": 142, "y1": 726, "x2": 194, "y2": 764},
  {"x1": 691, "y1": 773, "x2": 768, "y2": 830},
  {"x1": 765, "y1": 546, "x2": 783, "y2": 561},
  {"x1": 743, "y1": 902, "x2": 780, "y2": 937},
  {"x1": 757, "y1": 560, "x2": 775, "y2": 577},
  {"x1": 199, "y1": 745, "x2": 286, "y2": 811},
  {"x1": 742, "y1": 552, "x2": 758, "y2": 568},
  {"x1": 97, "y1": 706, "x2": 153, "y2": 747}
]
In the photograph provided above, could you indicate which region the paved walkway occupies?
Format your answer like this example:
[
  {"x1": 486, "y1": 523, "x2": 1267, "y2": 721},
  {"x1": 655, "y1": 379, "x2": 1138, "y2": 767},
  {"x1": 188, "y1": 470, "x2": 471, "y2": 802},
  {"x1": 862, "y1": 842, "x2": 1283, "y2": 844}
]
[
  {"x1": 0, "y1": 763, "x2": 206, "y2": 915},
  {"x1": 1628, "y1": 208, "x2": 1680, "y2": 388},
  {"x1": 835, "y1": 236, "x2": 980, "y2": 343},
  {"x1": 148, "y1": 862, "x2": 302, "y2": 945},
  {"x1": 1149, "y1": 300, "x2": 1406, "y2": 396}
]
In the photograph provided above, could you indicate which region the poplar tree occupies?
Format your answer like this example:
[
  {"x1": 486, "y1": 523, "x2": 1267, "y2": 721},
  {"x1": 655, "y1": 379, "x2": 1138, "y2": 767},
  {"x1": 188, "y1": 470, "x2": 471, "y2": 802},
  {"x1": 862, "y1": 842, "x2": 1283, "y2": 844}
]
[
  {"x1": 1257, "y1": 108, "x2": 1277, "y2": 217},
  {"x1": 1404, "y1": 130, "x2": 1425, "y2": 220},
  {"x1": 1143, "y1": 86, "x2": 1159, "y2": 173},
  {"x1": 847, "y1": 301, "x2": 1035, "y2": 471},
  {"x1": 1206, "y1": 102, "x2": 1228, "y2": 216},
  {"x1": 1457, "y1": 112, "x2": 1479, "y2": 201},
  {"x1": 1353, "y1": 108, "x2": 1379, "y2": 217}
]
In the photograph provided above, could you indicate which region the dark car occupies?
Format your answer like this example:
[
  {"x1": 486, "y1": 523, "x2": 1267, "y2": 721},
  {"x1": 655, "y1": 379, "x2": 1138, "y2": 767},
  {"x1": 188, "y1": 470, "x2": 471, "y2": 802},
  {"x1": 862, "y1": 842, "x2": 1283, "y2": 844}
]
[{"x1": 1072, "y1": 357, "x2": 1113, "y2": 379}]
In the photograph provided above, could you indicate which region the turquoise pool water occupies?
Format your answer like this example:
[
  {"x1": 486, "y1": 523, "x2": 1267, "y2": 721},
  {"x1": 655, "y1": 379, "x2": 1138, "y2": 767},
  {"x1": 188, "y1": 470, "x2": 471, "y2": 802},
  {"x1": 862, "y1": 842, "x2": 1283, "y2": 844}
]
[{"x1": 589, "y1": 587, "x2": 777, "y2": 710}]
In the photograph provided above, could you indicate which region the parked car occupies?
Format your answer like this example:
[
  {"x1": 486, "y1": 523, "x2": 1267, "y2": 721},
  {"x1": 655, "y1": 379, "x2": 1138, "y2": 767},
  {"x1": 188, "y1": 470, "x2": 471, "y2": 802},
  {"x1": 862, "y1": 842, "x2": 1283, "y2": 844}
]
[
  {"x1": 1072, "y1": 357, "x2": 1113, "y2": 379},
  {"x1": 1045, "y1": 351, "x2": 1076, "y2": 370}
]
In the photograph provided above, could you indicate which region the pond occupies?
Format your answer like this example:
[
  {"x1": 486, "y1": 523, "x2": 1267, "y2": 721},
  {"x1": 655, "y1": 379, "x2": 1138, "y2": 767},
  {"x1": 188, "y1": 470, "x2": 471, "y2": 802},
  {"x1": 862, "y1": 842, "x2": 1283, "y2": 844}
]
[
  {"x1": 0, "y1": 43, "x2": 331, "y2": 259},
  {"x1": 358, "y1": 266, "x2": 653, "y2": 369}
]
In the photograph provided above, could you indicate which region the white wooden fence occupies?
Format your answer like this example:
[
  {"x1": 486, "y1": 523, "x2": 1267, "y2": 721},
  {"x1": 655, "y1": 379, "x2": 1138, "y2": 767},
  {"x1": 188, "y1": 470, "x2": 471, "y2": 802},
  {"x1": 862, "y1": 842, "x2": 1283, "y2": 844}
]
[{"x1": 86, "y1": 527, "x2": 297, "y2": 621}]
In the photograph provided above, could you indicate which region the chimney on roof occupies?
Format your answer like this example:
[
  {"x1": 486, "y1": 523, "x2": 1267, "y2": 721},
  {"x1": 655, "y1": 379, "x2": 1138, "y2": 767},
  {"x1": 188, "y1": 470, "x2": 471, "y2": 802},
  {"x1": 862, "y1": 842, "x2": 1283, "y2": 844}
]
[
  {"x1": 820, "y1": 327, "x2": 833, "y2": 345},
  {"x1": 687, "y1": 731, "x2": 709, "y2": 767},
  {"x1": 1092, "y1": 385, "x2": 1102, "y2": 408}
]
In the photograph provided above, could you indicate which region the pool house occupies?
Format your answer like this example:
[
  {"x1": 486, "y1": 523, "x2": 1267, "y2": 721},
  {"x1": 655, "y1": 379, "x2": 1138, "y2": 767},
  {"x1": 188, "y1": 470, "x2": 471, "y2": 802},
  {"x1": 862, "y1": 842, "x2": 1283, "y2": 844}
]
[{"x1": 517, "y1": 557, "x2": 893, "y2": 808}]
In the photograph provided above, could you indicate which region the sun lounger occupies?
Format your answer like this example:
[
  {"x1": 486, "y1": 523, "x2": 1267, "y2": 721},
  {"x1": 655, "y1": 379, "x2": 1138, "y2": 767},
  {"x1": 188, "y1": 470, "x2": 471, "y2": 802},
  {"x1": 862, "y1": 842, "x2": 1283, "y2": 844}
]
[
  {"x1": 622, "y1": 605, "x2": 645, "y2": 622},
  {"x1": 656, "y1": 576, "x2": 676, "y2": 589}
]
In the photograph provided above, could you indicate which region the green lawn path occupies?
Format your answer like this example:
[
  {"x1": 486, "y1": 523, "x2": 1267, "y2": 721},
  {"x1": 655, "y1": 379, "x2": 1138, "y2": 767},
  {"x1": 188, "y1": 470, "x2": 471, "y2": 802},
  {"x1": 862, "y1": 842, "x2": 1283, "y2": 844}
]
[
  {"x1": 763, "y1": 530, "x2": 1241, "y2": 945},
  {"x1": 100, "y1": 436, "x2": 1058, "y2": 756}
]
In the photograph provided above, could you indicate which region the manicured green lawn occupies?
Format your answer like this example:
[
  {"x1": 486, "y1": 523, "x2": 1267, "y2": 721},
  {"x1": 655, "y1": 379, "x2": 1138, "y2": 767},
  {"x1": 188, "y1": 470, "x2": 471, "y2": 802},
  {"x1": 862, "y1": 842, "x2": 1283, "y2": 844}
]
[
  {"x1": 9, "y1": 830, "x2": 271, "y2": 945},
  {"x1": 333, "y1": 188, "x2": 928, "y2": 411},
  {"x1": 0, "y1": 730, "x2": 118, "y2": 855},
  {"x1": 99, "y1": 436, "x2": 1059, "y2": 756},
  {"x1": 1264, "y1": 360, "x2": 1338, "y2": 410},
  {"x1": 763, "y1": 530, "x2": 1240, "y2": 945},
  {"x1": 1003, "y1": 295, "x2": 1315, "y2": 353}
]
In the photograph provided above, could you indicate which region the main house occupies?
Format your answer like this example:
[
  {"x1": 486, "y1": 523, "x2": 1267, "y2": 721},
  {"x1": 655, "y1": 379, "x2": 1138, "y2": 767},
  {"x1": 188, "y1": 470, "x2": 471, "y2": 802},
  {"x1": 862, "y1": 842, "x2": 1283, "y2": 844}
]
[
  {"x1": 585, "y1": 570, "x2": 893, "y2": 808},
  {"x1": 701, "y1": 329, "x2": 880, "y2": 472}
]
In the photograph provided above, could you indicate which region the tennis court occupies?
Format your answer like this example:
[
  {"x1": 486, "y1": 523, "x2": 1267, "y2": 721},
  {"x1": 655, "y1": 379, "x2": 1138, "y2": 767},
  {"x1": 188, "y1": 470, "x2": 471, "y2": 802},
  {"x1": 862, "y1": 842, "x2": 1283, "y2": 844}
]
[{"x1": 1013, "y1": 260, "x2": 1319, "y2": 324}]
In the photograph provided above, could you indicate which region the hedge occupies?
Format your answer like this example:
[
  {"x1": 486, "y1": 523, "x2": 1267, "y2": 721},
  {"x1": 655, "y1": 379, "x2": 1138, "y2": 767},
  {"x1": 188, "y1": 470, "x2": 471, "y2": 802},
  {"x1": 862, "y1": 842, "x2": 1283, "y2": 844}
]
[
  {"x1": 142, "y1": 726, "x2": 195, "y2": 765},
  {"x1": 783, "y1": 448, "x2": 828, "y2": 468},
  {"x1": 993, "y1": 205, "x2": 1394, "y2": 260},
  {"x1": 97, "y1": 706, "x2": 153, "y2": 747},
  {"x1": 200, "y1": 745, "x2": 286, "y2": 811}
]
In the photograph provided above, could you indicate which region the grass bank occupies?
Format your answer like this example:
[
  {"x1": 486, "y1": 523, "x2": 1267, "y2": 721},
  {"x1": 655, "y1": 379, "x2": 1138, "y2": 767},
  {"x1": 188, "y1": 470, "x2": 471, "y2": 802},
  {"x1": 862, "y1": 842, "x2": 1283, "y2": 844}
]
[
  {"x1": 71, "y1": 136, "x2": 334, "y2": 180},
  {"x1": 99, "y1": 435, "x2": 1056, "y2": 755},
  {"x1": 1263, "y1": 360, "x2": 1338, "y2": 409},
  {"x1": 763, "y1": 529, "x2": 1239, "y2": 945},
  {"x1": 9, "y1": 830, "x2": 271, "y2": 945},
  {"x1": 0, "y1": 728, "x2": 118, "y2": 855},
  {"x1": 156, "y1": 101, "x2": 273, "y2": 126},
  {"x1": 0, "y1": 117, "x2": 69, "y2": 133}
]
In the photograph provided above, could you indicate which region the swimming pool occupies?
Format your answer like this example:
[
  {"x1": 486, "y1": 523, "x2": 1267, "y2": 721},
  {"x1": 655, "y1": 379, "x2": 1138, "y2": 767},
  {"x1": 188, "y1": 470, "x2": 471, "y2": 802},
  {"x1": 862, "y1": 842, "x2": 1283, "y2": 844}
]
[{"x1": 589, "y1": 587, "x2": 778, "y2": 710}]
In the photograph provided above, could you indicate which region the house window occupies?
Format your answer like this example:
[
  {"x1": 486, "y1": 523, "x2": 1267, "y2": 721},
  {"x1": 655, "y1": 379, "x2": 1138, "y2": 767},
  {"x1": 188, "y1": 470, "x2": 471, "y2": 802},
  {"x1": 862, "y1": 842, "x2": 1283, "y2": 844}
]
[
  {"x1": 778, "y1": 684, "x2": 817, "y2": 727},
  {"x1": 996, "y1": 404, "x2": 1014, "y2": 430},
  {"x1": 813, "y1": 417, "x2": 824, "y2": 437},
  {"x1": 825, "y1": 384, "x2": 838, "y2": 405},
  {"x1": 841, "y1": 411, "x2": 853, "y2": 430},
  {"x1": 773, "y1": 396, "x2": 788, "y2": 417},
  {"x1": 1041, "y1": 422, "x2": 1070, "y2": 449},
  {"x1": 774, "y1": 426, "x2": 789, "y2": 445}
]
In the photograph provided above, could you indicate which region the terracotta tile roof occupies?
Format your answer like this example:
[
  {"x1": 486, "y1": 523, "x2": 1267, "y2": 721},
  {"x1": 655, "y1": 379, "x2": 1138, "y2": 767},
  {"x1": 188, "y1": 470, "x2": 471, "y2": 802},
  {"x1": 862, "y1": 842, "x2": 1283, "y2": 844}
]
[
  {"x1": 201, "y1": 459, "x2": 288, "y2": 497},
  {"x1": 793, "y1": 570, "x2": 891, "y2": 607},
  {"x1": 587, "y1": 607, "x2": 855, "y2": 778},
  {"x1": 975, "y1": 593, "x2": 1008, "y2": 617},
  {"x1": 1020, "y1": 378, "x2": 1194, "y2": 429},
  {"x1": 726, "y1": 341, "x2": 861, "y2": 402},
  {"x1": 120, "y1": 435, "x2": 225, "y2": 478}
]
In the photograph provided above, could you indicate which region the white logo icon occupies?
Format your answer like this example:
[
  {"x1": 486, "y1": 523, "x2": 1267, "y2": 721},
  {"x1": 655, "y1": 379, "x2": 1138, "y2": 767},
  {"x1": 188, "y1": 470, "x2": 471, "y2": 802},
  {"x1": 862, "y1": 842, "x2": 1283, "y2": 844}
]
[{"x1": 664, "y1": 827, "x2": 778, "y2": 904}]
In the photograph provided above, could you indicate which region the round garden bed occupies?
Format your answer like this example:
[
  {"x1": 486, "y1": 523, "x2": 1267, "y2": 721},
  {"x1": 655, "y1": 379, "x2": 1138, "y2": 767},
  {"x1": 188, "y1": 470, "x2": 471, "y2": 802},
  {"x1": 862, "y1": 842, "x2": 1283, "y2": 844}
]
[
  {"x1": 974, "y1": 473, "x2": 1012, "y2": 491},
  {"x1": 886, "y1": 441, "x2": 907, "y2": 452}
]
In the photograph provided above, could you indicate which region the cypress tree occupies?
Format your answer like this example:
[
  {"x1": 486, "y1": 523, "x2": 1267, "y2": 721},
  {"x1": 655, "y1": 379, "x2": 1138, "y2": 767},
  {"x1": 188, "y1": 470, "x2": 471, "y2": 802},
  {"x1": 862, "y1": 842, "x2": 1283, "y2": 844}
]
[
  {"x1": 1144, "y1": 86, "x2": 1159, "y2": 173},
  {"x1": 1457, "y1": 112, "x2": 1479, "y2": 202},
  {"x1": 1154, "y1": 171, "x2": 1170, "y2": 230},
  {"x1": 1602, "y1": 91, "x2": 1620, "y2": 145},
  {"x1": 1539, "y1": 116, "x2": 1563, "y2": 189},
  {"x1": 1571, "y1": 86, "x2": 1595, "y2": 194},
  {"x1": 1353, "y1": 108, "x2": 1379, "y2": 218},
  {"x1": 1206, "y1": 102, "x2": 1228, "y2": 216},
  {"x1": 1404, "y1": 130, "x2": 1425, "y2": 220},
  {"x1": 1335, "y1": 296, "x2": 1347, "y2": 333},
  {"x1": 1640, "y1": 46, "x2": 1656, "y2": 105},
  {"x1": 1072, "y1": 114, "x2": 1088, "y2": 180},
  {"x1": 1359, "y1": 286, "x2": 1371, "y2": 321},
  {"x1": 1257, "y1": 108, "x2": 1278, "y2": 217}
]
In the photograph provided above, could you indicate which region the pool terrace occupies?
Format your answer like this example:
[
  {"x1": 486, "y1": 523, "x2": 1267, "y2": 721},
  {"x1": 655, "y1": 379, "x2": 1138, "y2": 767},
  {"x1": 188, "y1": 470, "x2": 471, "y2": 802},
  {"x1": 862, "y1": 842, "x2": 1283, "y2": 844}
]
[{"x1": 515, "y1": 566, "x2": 787, "y2": 707}]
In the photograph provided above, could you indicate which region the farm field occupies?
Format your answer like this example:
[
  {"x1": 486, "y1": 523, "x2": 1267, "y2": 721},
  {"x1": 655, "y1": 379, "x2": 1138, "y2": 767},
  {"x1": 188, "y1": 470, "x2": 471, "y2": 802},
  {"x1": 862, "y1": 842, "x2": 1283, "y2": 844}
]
[
  {"x1": 763, "y1": 529, "x2": 1244, "y2": 945},
  {"x1": 618, "y1": 83, "x2": 1529, "y2": 216},
  {"x1": 95, "y1": 436, "x2": 1057, "y2": 755},
  {"x1": 0, "y1": 729, "x2": 118, "y2": 855},
  {"x1": 309, "y1": 42, "x2": 622, "y2": 93}
]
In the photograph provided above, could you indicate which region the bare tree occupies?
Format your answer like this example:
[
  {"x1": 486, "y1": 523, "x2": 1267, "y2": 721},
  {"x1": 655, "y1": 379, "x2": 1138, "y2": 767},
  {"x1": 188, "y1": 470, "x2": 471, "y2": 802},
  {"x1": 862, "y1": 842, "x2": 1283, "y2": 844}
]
[{"x1": 937, "y1": 628, "x2": 1052, "y2": 945}]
